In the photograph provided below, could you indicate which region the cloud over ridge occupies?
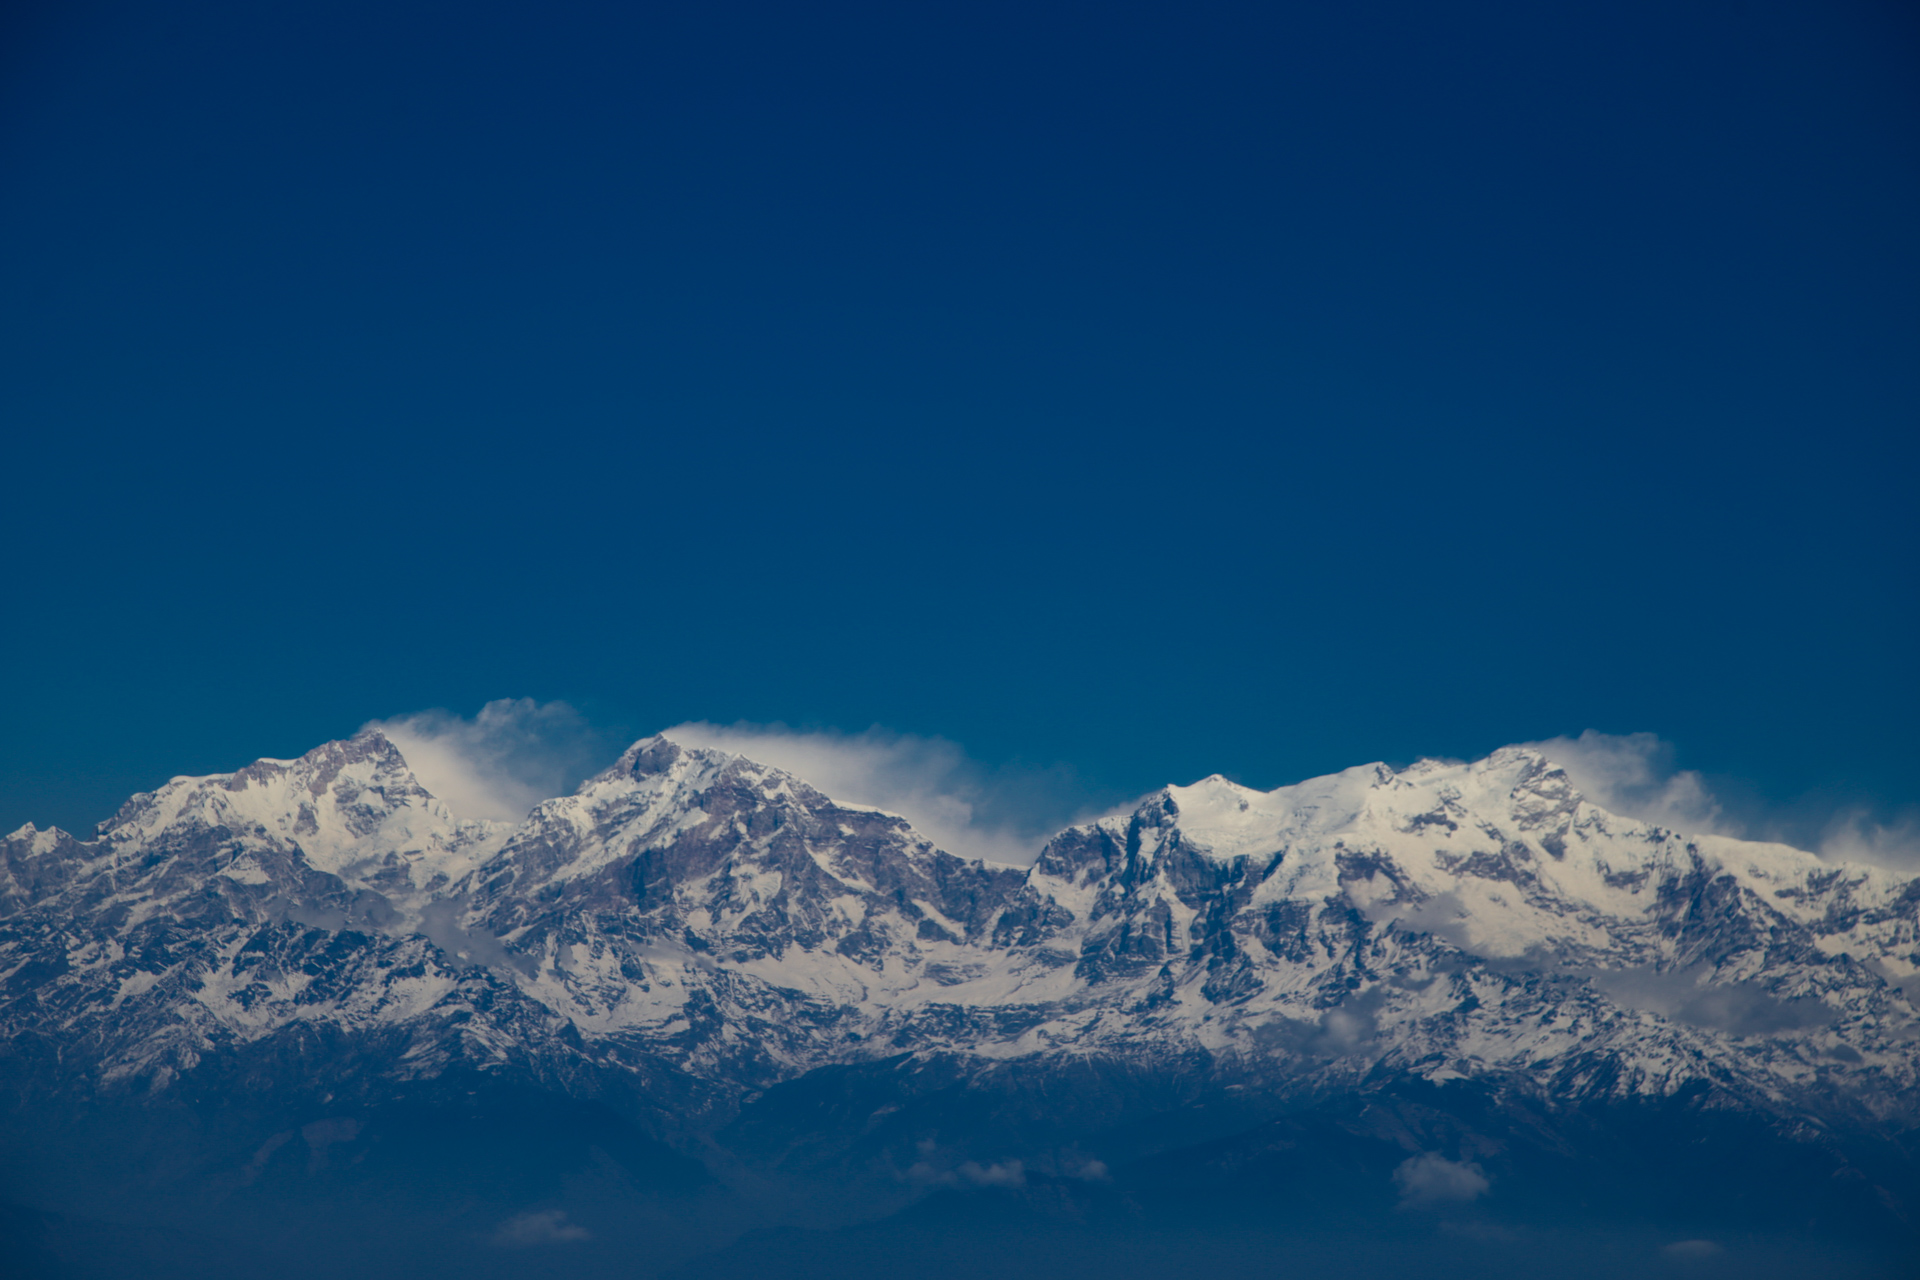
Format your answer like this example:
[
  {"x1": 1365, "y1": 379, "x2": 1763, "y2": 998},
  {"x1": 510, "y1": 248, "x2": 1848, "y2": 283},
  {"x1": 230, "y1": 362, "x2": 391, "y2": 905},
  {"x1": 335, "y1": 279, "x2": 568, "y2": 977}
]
[
  {"x1": 663, "y1": 721, "x2": 1102, "y2": 865},
  {"x1": 1525, "y1": 730, "x2": 1728, "y2": 835},
  {"x1": 358, "y1": 701, "x2": 1920, "y2": 873},
  {"x1": 365, "y1": 698, "x2": 613, "y2": 824},
  {"x1": 1527, "y1": 729, "x2": 1920, "y2": 872}
]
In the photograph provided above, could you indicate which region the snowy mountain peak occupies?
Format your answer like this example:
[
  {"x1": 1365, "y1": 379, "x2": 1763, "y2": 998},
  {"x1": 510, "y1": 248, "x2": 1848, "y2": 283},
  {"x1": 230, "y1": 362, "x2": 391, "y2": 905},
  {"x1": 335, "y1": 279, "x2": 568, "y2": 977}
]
[
  {"x1": 2, "y1": 732, "x2": 1916, "y2": 1136},
  {"x1": 97, "y1": 729, "x2": 439, "y2": 847}
]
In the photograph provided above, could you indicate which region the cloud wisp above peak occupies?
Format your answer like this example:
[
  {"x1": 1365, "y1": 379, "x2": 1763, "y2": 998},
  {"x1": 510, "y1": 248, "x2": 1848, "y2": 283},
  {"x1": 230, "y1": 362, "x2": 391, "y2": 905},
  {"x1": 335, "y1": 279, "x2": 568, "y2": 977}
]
[
  {"x1": 1525, "y1": 730, "x2": 1730, "y2": 837},
  {"x1": 356, "y1": 703, "x2": 1109, "y2": 861},
  {"x1": 365, "y1": 698, "x2": 617, "y2": 824},
  {"x1": 662, "y1": 721, "x2": 1110, "y2": 866},
  {"x1": 1526, "y1": 729, "x2": 1920, "y2": 874},
  {"x1": 354, "y1": 702, "x2": 1920, "y2": 875},
  {"x1": 1814, "y1": 810, "x2": 1920, "y2": 876}
]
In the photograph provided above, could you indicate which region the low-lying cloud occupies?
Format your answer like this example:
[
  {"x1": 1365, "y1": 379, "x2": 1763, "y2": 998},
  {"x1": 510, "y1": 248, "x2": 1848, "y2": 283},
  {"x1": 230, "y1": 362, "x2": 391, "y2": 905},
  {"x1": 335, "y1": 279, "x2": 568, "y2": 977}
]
[
  {"x1": 1255, "y1": 987, "x2": 1389, "y2": 1059},
  {"x1": 1392, "y1": 1153, "x2": 1489, "y2": 1207},
  {"x1": 416, "y1": 896, "x2": 537, "y2": 977},
  {"x1": 908, "y1": 1154, "x2": 1027, "y2": 1189},
  {"x1": 663, "y1": 722, "x2": 1109, "y2": 865},
  {"x1": 1586, "y1": 964, "x2": 1833, "y2": 1038},
  {"x1": 490, "y1": 1209, "x2": 591, "y2": 1247}
]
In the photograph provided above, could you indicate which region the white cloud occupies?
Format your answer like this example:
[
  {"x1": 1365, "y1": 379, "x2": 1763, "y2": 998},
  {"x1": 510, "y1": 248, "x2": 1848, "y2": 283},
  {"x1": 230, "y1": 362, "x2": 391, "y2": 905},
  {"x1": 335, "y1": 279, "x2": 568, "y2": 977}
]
[
  {"x1": 1525, "y1": 731, "x2": 1731, "y2": 836},
  {"x1": 360, "y1": 705, "x2": 1920, "y2": 878},
  {"x1": 490, "y1": 1209, "x2": 591, "y2": 1246},
  {"x1": 359, "y1": 706, "x2": 1108, "y2": 860},
  {"x1": 1585, "y1": 964, "x2": 1831, "y2": 1037},
  {"x1": 957, "y1": 1159, "x2": 1025, "y2": 1187},
  {"x1": 366, "y1": 698, "x2": 611, "y2": 824},
  {"x1": 1391, "y1": 1153, "x2": 1489, "y2": 1207},
  {"x1": 1525, "y1": 729, "x2": 1920, "y2": 873},
  {"x1": 1072, "y1": 1158, "x2": 1111, "y2": 1182},
  {"x1": 1816, "y1": 810, "x2": 1920, "y2": 875},
  {"x1": 907, "y1": 1157, "x2": 1026, "y2": 1188},
  {"x1": 662, "y1": 721, "x2": 1100, "y2": 865},
  {"x1": 1660, "y1": 1239, "x2": 1725, "y2": 1259}
]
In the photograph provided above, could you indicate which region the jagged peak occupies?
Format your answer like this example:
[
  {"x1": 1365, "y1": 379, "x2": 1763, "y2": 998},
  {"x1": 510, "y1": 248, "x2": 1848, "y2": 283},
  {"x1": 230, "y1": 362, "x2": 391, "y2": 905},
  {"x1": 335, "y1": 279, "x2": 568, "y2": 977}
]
[
  {"x1": 1170, "y1": 772, "x2": 1261, "y2": 796},
  {"x1": 1057, "y1": 747, "x2": 1603, "y2": 868},
  {"x1": 1161, "y1": 774, "x2": 1271, "y2": 820},
  {"x1": 223, "y1": 728, "x2": 417, "y2": 790},
  {"x1": 608, "y1": 731, "x2": 765, "y2": 778},
  {"x1": 88, "y1": 729, "x2": 452, "y2": 852},
  {"x1": 3, "y1": 822, "x2": 80, "y2": 855},
  {"x1": 603, "y1": 731, "x2": 850, "y2": 807},
  {"x1": 1484, "y1": 743, "x2": 1553, "y2": 768},
  {"x1": 7, "y1": 718, "x2": 1918, "y2": 1146}
]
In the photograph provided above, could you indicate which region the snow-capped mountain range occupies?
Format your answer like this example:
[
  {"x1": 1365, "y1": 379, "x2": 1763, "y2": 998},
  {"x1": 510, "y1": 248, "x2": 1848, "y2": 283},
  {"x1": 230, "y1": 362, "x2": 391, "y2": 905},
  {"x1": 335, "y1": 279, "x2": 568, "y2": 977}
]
[{"x1": 5, "y1": 729, "x2": 1916, "y2": 1138}]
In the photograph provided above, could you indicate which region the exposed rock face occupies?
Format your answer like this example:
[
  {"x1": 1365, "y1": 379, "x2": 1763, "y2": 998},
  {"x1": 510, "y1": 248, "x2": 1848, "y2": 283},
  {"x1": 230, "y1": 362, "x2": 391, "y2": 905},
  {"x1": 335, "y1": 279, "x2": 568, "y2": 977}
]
[{"x1": 3, "y1": 732, "x2": 1917, "y2": 1135}]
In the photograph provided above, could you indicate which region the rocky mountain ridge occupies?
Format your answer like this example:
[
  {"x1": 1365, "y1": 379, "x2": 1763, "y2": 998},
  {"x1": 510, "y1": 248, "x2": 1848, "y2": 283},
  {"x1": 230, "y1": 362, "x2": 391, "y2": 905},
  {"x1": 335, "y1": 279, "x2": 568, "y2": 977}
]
[{"x1": 4, "y1": 731, "x2": 1918, "y2": 1133}]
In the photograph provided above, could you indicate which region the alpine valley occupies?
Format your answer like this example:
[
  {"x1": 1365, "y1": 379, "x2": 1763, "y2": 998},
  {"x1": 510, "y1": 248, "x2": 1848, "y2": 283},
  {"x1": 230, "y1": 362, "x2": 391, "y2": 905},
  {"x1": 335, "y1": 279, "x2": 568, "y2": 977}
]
[{"x1": 3, "y1": 732, "x2": 1917, "y2": 1278}]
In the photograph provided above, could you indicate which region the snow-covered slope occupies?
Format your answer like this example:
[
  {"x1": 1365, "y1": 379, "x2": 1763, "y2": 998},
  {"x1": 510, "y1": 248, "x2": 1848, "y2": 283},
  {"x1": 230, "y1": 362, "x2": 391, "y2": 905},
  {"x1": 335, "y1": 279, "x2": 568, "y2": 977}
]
[
  {"x1": 1012, "y1": 749, "x2": 1919, "y2": 1120},
  {"x1": 3, "y1": 734, "x2": 1916, "y2": 1130}
]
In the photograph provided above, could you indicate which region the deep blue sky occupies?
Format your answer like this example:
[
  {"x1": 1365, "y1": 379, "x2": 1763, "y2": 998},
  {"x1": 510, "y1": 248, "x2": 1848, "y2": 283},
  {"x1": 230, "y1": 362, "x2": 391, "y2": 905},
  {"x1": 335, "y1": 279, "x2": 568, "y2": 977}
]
[{"x1": 3, "y1": 0, "x2": 1916, "y2": 839}]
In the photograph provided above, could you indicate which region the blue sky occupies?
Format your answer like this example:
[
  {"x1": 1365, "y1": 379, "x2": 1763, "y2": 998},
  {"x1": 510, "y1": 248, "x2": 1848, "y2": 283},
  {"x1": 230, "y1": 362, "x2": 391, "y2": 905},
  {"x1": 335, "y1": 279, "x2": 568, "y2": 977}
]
[{"x1": 2, "y1": 0, "x2": 1915, "y2": 848}]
